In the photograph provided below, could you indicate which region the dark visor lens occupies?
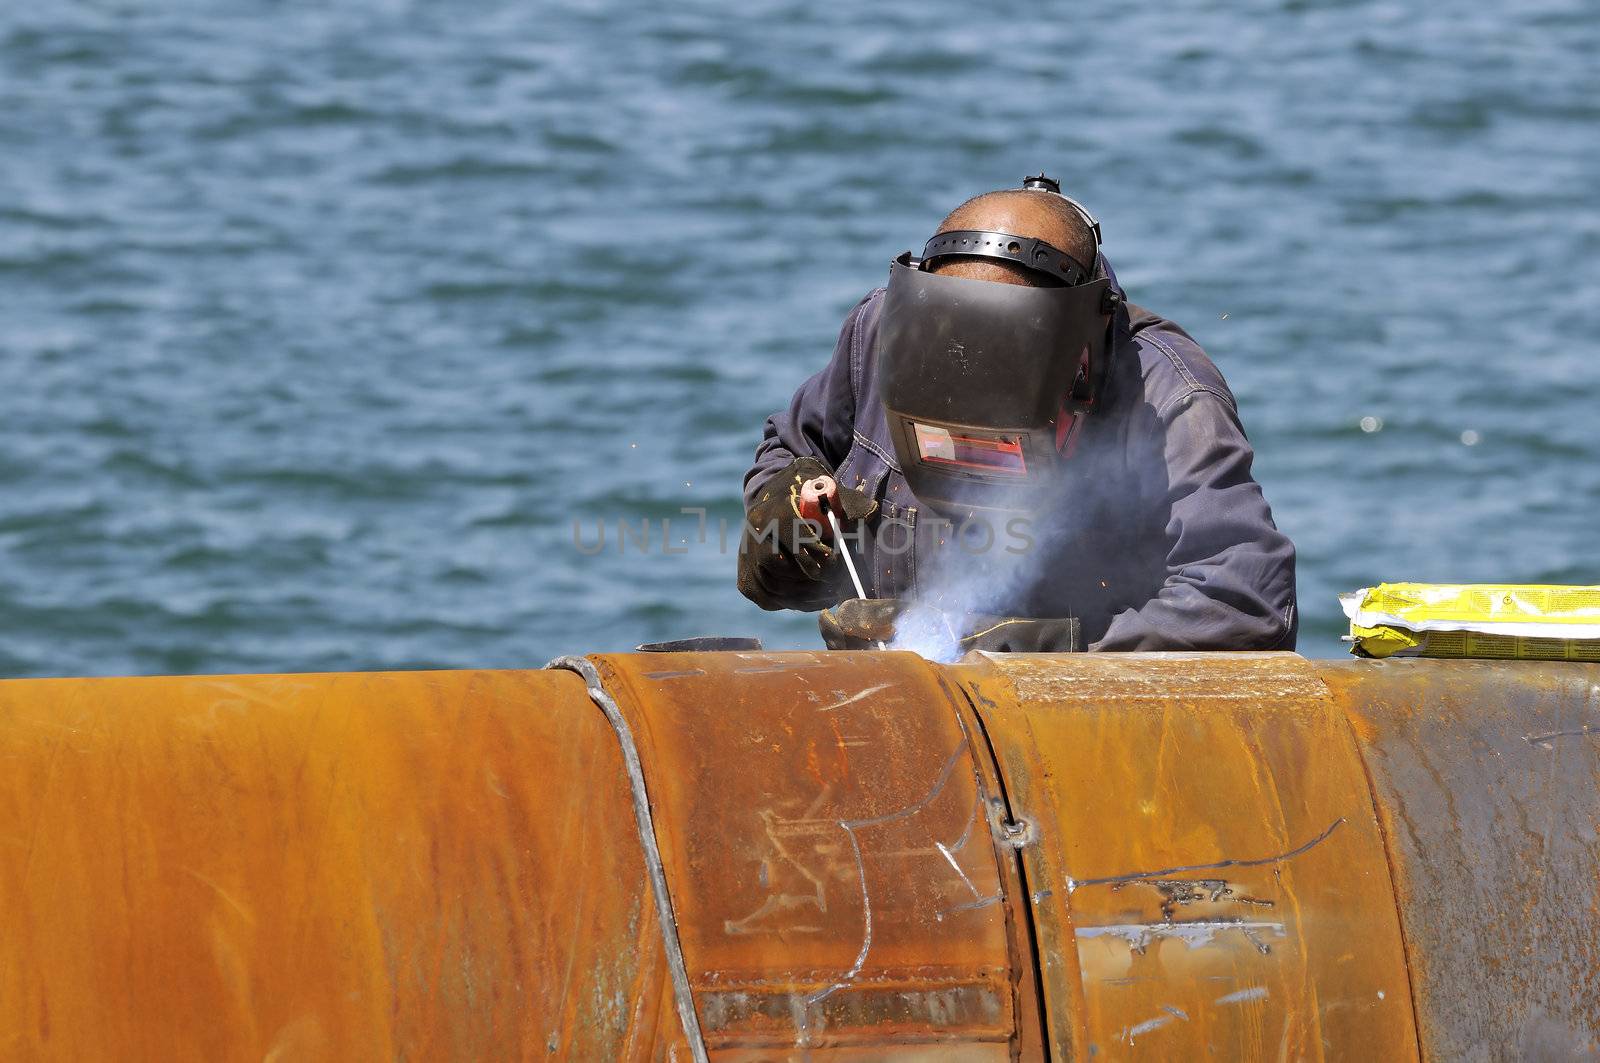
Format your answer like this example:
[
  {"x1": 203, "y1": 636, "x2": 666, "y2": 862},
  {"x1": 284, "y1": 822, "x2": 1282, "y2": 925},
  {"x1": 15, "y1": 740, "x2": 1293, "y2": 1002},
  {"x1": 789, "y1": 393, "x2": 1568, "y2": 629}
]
[{"x1": 913, "y1": 423, "x2": 1027, "y2": 476}]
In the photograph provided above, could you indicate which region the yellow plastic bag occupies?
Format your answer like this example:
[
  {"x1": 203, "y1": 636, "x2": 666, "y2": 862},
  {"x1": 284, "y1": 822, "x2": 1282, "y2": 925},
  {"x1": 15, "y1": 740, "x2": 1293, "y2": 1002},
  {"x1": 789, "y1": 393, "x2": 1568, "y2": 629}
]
[{"x1": 1341, "y1": 583, "x2": 1600, "y2": 660}]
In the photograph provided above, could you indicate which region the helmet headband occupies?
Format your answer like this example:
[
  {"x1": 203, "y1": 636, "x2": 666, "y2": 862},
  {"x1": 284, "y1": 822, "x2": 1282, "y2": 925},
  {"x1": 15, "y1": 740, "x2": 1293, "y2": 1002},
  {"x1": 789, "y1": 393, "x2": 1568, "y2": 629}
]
[{"x1": 919, "y1": 229, "x2": 1094, "y2": 287}]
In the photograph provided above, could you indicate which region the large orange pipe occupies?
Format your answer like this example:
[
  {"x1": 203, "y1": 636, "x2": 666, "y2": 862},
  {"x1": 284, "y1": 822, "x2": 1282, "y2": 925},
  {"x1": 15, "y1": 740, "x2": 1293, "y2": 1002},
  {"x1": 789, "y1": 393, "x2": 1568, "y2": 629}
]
[{"x1": 0, "y1": 653, "x2": 1594, "y2": 1059}]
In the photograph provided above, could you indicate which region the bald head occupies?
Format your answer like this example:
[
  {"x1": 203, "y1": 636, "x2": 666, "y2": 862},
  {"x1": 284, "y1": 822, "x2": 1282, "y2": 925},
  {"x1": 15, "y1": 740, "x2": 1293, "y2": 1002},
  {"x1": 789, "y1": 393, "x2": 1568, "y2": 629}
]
[{"x1": 929, "y1": 188, "x2": 1098, "y2": 287}]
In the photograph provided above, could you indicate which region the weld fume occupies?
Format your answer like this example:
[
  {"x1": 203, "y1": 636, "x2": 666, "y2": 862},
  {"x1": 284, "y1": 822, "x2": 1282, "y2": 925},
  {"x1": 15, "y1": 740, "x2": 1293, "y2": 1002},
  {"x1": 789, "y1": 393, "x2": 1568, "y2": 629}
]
[
  {"x1": 886, "y1": 509, "x2": 1071, "y2": 662},
  {"x1": 888, "y1": 602, "x2": 963, "y2": 663}
]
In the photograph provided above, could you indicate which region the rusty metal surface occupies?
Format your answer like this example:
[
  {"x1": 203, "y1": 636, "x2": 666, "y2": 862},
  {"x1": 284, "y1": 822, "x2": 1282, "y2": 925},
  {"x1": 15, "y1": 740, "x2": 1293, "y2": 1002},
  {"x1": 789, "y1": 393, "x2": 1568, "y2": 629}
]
[
  {"x1": 2, "y1": 653, "x2": 1597, "y2": 1061},
  {"x1": 1319, "y1": 658, "x2": 1600, "y2": 1061},
  {"x1": 0, "y1": 669, "x2": 668, "y2": 1061},
  {"x1": 951, "y1": 652, "x2": 1420, "y2": 1060},
  {"x1": 593, "y1": 649, "x2": 1033, "y2": 1059},
  {"x1": 549, "y1": 655, "x2": 710, "y2": 1063}
]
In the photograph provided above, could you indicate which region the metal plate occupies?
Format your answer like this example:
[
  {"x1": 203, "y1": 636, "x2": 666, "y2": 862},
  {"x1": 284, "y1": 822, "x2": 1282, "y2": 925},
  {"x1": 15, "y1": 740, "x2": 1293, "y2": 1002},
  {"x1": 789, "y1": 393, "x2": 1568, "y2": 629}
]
[
  {"x1": 0, "y1": 669, "x2": 666, "y2": 1060},
  {"x1": 952, "y1": 652, "x2": 1419, "y2": 1060},
  {"x1": 5, "y1": 653, "x2": 1597, "y2": 1060},
  {"x1": 594, "y1": 649, "x2": 1027, "y2": 1059},
  {"x1": 1320, "y1": 658, "x2": 1600, "y2": 1060}
]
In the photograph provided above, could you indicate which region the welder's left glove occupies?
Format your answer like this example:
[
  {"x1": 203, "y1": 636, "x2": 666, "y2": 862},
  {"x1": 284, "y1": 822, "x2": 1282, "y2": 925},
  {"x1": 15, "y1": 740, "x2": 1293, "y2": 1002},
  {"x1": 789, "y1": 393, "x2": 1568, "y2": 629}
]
[
  {"x1": 956, "y1": 614, "x2": 1082, "y2": 653},
  {"x1": 819, "y1": 599, "x2": 1082, "y2": 654}
]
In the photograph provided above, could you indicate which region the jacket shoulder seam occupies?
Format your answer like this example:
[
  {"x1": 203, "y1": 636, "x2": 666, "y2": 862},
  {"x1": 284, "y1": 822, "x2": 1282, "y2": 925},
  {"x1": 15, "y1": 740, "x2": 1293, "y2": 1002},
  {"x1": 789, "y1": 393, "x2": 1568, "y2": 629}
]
[
  {"x1": 1139, "y1": 329, "x2": 1237, "y2": 418},
  {"x1": 848, "y1": 290, "x2": 882, "y2": 404},
  {"x1": 851, "y1": 429, "x2": 902, "y2": 473},
  {"x1": 1154, "y1": 382, "x2": 1236, "y2": 421}
]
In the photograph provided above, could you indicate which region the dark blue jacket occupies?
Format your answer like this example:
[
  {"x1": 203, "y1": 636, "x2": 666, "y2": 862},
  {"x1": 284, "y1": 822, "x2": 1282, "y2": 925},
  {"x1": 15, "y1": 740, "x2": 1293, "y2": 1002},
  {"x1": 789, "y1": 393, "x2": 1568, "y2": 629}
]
[{"x1": 743, "y1": 258, "x2": 1298, "y2": 651}]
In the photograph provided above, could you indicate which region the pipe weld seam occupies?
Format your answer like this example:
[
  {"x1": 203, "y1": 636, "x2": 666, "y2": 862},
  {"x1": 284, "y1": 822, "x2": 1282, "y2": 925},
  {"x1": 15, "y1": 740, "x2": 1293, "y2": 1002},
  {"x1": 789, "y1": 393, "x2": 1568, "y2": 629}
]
[{"x1": 546, "y1": 655, "x2": 710, "y2": 1063}]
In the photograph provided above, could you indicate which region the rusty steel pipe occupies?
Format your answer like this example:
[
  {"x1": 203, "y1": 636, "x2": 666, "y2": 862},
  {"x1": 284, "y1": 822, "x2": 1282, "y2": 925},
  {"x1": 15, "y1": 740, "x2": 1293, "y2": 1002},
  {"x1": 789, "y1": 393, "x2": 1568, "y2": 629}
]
[{"x1": 0, "y1": 653, "x2": 1595, "y2": 1059}]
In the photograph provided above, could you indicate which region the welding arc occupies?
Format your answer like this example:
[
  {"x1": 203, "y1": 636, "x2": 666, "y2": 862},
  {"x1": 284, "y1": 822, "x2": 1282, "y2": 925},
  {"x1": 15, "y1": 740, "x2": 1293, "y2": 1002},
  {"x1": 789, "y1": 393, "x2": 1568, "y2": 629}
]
[{"x1": 822, "y1": 500, "x2": 886, "y2": 651}]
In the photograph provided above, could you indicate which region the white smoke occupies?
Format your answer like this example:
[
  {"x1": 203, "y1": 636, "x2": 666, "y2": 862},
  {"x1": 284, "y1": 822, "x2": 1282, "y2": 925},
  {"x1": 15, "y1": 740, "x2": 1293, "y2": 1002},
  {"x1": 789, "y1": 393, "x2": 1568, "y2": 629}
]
[
  {"x1": 885, "y1": 510, "x2": 1058, "y2": 662},
  {"x1": 885, "y1": 598, "x2": 963, "y2": 662}
]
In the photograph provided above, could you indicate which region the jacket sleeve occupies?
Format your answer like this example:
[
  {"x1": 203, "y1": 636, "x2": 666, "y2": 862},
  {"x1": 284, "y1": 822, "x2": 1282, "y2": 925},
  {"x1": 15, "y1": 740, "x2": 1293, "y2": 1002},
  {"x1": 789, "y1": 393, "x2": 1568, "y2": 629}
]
[
  {"x1": 742, "y1": 294, "x2": 873, "y2": 509},
  {"x1": 1093, "y1": 391, "x2": 1298, "y2": 651}
]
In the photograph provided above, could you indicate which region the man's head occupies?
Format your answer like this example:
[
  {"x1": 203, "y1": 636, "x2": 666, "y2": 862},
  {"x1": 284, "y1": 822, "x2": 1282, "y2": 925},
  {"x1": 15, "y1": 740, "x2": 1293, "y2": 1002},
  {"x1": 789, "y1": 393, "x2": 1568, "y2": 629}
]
[
  {"x1": 928, "y1": 186, "x2": 1100, "y2": 287},
  {"x1": 874, "y1": 175, "x2": 1118, "y2": 516}
]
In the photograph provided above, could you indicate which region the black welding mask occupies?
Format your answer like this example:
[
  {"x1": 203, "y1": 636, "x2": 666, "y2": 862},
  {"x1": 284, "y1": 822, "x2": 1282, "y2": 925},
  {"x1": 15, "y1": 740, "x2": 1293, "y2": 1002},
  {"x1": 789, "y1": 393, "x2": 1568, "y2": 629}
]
[{"x1": 878, "y1": 176, "x2": 1120, "y2": 516}]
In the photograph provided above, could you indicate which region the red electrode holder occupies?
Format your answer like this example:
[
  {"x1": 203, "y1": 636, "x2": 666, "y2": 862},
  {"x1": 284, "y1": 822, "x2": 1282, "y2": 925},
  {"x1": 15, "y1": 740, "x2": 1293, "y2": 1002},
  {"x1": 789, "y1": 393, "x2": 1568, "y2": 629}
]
[{"x1": 797, "y1": 475, "x2": 838, "y2": 534}]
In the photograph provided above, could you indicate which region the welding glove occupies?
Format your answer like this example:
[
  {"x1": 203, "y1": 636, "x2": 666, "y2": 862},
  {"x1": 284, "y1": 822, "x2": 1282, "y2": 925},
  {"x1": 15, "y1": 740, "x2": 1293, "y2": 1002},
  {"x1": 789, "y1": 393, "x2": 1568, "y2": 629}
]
[
  {"x1": 820, "y1": 598, "x2": 1082, "y2": 654},
  {"x1": 818, "y1": 598, "x2": 946, "y2": 648},
  {"x1": 957, "y1": 614, "x2": 1082, "y2": 653},
  {"x1": 737, "y1": 457, "x2": 877, "y2": 611}
]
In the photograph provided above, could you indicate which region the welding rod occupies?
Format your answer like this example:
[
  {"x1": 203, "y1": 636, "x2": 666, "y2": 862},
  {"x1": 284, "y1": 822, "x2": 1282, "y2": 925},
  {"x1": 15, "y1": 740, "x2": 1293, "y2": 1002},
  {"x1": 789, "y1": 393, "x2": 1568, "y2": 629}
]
[
  {"x1": 824, "y1": 505, "x2": 868, "y2": 600},
  {"x1": 820, "y1": 498, "x2": 886, "y2": 651}
]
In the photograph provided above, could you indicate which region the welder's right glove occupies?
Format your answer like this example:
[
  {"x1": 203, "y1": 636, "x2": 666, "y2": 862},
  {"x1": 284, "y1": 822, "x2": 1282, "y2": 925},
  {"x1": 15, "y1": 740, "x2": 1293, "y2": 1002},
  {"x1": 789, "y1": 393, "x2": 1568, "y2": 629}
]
[
  {"x1": 818, "y1": 598, "x2": 950, "y2": 649},
  {"x1": 736, "y1": 457, "x2": 876, "y2": 611}
]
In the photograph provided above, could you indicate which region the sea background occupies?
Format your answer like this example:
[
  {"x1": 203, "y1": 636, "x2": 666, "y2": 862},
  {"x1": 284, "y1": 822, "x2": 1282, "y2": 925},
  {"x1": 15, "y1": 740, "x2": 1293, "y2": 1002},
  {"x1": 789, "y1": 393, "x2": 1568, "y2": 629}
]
[{"x1": 2, "y1": 0, "x2": 1595, "y2": 676}]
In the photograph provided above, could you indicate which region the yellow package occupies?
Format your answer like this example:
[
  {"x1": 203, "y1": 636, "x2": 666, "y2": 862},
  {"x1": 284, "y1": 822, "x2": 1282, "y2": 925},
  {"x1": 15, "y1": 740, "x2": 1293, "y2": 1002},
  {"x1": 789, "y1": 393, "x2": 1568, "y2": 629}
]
[{"x1": 1341, "y1": 583, "x2": 1600, "y2": 660}]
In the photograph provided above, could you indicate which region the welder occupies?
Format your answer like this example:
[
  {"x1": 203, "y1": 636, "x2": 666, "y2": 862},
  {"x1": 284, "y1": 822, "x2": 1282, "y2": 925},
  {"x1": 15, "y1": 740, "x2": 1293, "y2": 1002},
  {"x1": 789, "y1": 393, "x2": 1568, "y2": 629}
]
[{"x1": 737, "y1": 175, "x2": 1297, "y2": 654}]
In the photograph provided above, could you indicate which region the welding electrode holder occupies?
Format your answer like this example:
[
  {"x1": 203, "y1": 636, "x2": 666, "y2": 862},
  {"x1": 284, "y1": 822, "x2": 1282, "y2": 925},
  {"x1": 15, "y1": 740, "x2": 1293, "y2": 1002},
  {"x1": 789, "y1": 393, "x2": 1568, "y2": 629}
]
[
  {"x1": 797, "y1": 474, "x2": 877, "y2": 534},
  {"x1": 734, "y1": 457, "x2": 881, "y2": 612},
  {"x1": 800, "y1": 478, "x2": 880, "y2": 651},
  {"x1": 796, "y1": 476, "x2": 837, "y2": 537}
]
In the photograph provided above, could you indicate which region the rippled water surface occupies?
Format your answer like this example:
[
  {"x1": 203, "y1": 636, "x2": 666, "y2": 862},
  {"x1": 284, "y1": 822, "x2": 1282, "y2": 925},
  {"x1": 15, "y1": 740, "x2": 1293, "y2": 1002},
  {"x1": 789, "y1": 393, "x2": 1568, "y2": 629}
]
[{"x1": 2, "y1": 1, "x2": 1596, "y2": 674}]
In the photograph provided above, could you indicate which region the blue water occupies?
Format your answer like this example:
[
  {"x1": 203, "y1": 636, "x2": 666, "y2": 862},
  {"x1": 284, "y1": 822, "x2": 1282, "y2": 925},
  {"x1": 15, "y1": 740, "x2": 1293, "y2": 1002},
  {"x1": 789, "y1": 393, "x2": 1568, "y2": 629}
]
[{"x1": 1, "y1": 1, "x2": 1596, "y2": 676}]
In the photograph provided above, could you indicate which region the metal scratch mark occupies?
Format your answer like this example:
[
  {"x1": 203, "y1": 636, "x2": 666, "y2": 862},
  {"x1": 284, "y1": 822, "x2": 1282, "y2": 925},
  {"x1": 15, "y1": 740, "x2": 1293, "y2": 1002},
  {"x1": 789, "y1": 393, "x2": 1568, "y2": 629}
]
[
  {"x1": 935, "y1": 841, "x2": 982, "y2": 900},
  {"x1": 1076, "y1": 919, "x2": 1287, "y2": 955},
  {"x1": 843, "y1": 741, "x2": 969, "y2": 830},
  {"x1": 182, "y1": 867, "x2": 256, "y2": 926},
  {"x1": 1124, "y1": 1015, "x2": 1171, "y2": 1043},
  {"x1": 1215, "y1": 986, "x2": 1269, "y2": 1005},
  {"x1": 944, "y1": 793, "x2": 982, "y2": 855},
  {"x1": 797, "y1": 740, "x2": 972, "y2": 1008},
  {"x1": 802, "y1": 825, "x2": 872, "y2": 1008},
  {"x1": 1238, "y1": 924, "x2": 1275, "y2": 955},
  {"x1": 800, "y1": 783, "x2": 833, "y2": 821},
  {"x1": 935, "y1": 895, "x2": 1001, "y2": 921},
  {"x1": 1072, "y1": 818, "x2": 1345, "y2": 891},
  {"x1": 817, "y1": 684, "x2": 891, "y2": 712},
  {"x1": 642, "y1": 669, "x2": 706, "y2": 680},
  {"x1": 1525, "y1": 723, "x2": 1600, "y2": 748},
  {"x1": 724, "y1": 810, "x2": 830, "y2": 936},
  {"x1": 1112, "y1": 877, "x2": 1275, "y2": 919},
  {"x1": 1120, "y1": 1003, "x2": 1190, "y2": 1045}
]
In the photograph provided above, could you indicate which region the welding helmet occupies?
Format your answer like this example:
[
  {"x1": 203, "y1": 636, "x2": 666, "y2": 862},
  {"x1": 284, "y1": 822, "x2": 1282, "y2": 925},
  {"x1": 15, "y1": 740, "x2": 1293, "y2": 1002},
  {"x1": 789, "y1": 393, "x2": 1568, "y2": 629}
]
[{"x1": 878, "y1": 175, "x2": 1120, "y2": 515}]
